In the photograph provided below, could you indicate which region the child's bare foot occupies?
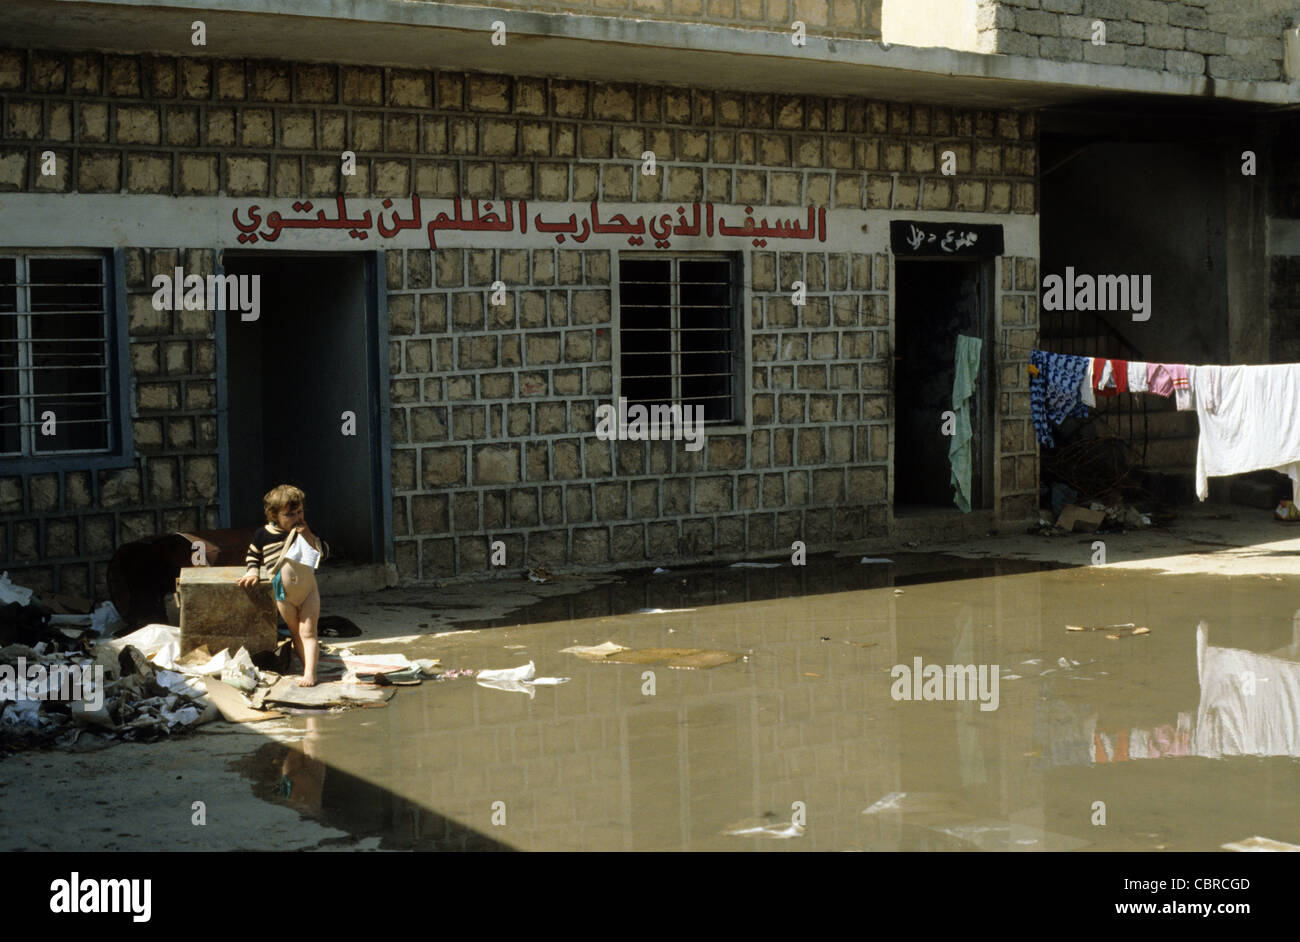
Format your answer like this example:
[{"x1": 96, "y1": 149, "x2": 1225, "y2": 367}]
[{"x1": 297, "y1": 675, "x2": 317, "y2": 687}]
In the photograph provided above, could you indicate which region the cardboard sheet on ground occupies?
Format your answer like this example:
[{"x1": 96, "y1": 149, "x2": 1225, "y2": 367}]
[
  {"x1": 563, "y1": 642, "x2": 741, "y2": 669},
  {"x1": 561, "y1": 641, "x2": 628, "y2": 660},
  {"x1": 258, "y1": 677, "x2": 396, "y2": 708},
  {"x1": 202, "y1": 677, "x2": 284, "y2": 722},
  {"x1": 320, "y1": 651, "x2": 412, "y2": 674}
]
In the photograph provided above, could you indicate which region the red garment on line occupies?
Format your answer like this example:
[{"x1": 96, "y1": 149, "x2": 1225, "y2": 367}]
[{"x1": 1092, "y1": 358, "x2": 1129, "y2": 397}]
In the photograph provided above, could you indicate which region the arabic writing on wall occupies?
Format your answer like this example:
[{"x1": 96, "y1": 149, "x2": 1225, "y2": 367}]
[{"x1": 232, "y1": 198, "x2": 829, "y2": 250}]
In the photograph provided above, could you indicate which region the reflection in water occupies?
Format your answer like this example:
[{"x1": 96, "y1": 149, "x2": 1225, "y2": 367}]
[
  {"x1": 1035, "y1": 617, "x2": 1300, "y2": 764},
  {"x1": 1196, "y1": 618, "x2": 1300, "y2": 759},
  {"x1": 239, "y1": 562, "x2": 1300, "y2": 852}
]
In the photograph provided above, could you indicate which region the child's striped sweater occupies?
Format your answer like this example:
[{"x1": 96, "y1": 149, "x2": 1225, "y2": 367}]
[{"x1": 244, "y1": 524, "x2": 329, "y2": 577}]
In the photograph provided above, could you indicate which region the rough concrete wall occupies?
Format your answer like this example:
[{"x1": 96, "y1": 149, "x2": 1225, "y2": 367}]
[
  {"x1": 0, "y1": 48, "x2": 1038, "y2": 587},
  {"x1": 417, "y1": 0, "x2": 883, "y2": 39},
  {"x1": 975, "y1": 0, "x2": 1292, "y2": 81}
]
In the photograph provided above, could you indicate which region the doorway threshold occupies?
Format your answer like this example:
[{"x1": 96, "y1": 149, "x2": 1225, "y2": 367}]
[{"x1": 892, "y1": 507, "x2": 995, "y2": 543}]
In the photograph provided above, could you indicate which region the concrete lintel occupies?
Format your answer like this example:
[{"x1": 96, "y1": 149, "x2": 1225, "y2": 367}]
[{"x1": 0, "y1": 0, "x2": 1290, "y2": 109}]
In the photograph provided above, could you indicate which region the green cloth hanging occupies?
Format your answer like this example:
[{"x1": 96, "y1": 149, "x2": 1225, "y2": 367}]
[{"x1": 949, "y1": 335, "x2": 982, "y2": 513}]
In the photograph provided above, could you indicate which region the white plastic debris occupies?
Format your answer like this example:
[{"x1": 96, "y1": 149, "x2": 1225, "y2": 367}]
[
  {"x1": 475, "y1": 661, "x2": 570, "y2": 697},
  {"x1": 862, "y1": 792, "x2": 908, "y2": 814},
  {"x1": 0, "y1": 572, "x2": 34, "y2": 606},
  {"x1": 220, "y1": 647, "x2": 260, "y2": 695},
  {"x1": 90, "y1": 601, "x2": 125, "y2": 638},
  {"x1": 102, "y1": 624, "x2": 179, "y2": 660},
  {"x1": 724, "y1": 822, "x2": 804, "y2": 839},
  {"x1": 860, "y1": 557, "x2": 894, "y2": 564},
  {"x1": 1, "y1": 700, "x2": 43, "y2": 728},
  {"x1": 652, "y1": 567, "x2": 670, "y2": 574}
]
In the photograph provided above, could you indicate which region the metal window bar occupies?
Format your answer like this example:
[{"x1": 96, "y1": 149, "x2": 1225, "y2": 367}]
[
  {"x1": 619, "y1": 258, "x2": 735, "y2": 423},
  {"x1": 0, "y1": 255, "x2": 112, "y2": 456}
]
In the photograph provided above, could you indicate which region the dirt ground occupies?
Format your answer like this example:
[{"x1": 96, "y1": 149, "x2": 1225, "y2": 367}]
[{"x1": 3, "y1": 504, "x2": 1296, "y2": 851}]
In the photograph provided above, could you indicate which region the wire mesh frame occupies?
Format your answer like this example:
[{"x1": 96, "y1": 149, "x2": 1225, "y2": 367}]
[
  {"x1": 0, "y1": 253, "x2": 114, "y2": 457},
  {"x1": 616, "y1": 253, "x2": 742, "y2": 424}
]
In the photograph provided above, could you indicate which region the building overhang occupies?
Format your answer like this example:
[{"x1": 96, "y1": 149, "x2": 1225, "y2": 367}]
[{"x1": 4, "y1": 0, "x2": 1298, "y2": 111}]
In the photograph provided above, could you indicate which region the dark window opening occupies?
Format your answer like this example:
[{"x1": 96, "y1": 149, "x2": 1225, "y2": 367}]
[
  {"x1": 618, "y1": 255, "x2": 741, "y2": 423},
  {"x1": 0, "y1": 254, "x2": 113, "y2": 457}
]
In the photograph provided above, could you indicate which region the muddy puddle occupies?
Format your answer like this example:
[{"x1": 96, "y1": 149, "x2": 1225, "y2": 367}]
[{"x1": 237, "y1": 556, "x2": 1300, "y2": 851}]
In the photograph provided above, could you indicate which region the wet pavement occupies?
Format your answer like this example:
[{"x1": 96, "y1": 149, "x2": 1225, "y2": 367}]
[{"x1": 235, "y1": 553, "x2": 1300, "y2": 852}]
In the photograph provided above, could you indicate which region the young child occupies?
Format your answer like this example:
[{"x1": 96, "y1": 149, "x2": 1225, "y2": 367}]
[{"x1": 237, "y1": 485, "x2": 328, "y2": 687}]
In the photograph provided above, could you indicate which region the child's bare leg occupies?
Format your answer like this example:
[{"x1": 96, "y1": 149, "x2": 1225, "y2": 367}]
[
  {"x1": 276, "y1": 600, "x2": 304, "y2": 669},
  {"x1": 297, "y1": 589, "x2": 321, "y2": 687}
]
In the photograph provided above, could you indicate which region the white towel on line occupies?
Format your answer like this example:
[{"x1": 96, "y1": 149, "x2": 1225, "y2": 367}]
[{"x1": 1193, "y1": 364, "x2": 1300, "y2": 501}]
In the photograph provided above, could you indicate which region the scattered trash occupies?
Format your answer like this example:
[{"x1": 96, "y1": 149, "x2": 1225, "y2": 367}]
[
  {"x1": 90, "y1": 601, "x2": 125, "y2": 638},
  {"x1": 219, "y1": 647, "x2": 261, "y2": 694},
  {"x1": 317, "y1": 615, "x2": 362, "y2": 638},
  {"x1": 255, "y1": 677, "x2": 396, "y2": 709},
  {"x1": 1067, "y1": 623, "x2": 1149, "y2": 640},
  {"x1": 1056, "y1": 504, "x2": 1105, "y2": 533},
  {"x1": 652, "y1": 567, "x2": 670, "y2": 574},
  {"x1": 561, "y1": 641, "x2": 741, "y2": 670},
  {"x1": 723, "y1": 818, "x2": 804, "y2": 839},
  {"x1": 893, "y1": 589, "x2": 905, "y2": 595},
  {"x1": 562, "y1": 641, "x2": 629, "y2": 660},
  {"x1": 860, "y1": 557, "x2": 894, "y2": 564},
  {"x1": 730, "y1": 561, "x2": 780, "y2": 569},
  {"x1": 1106, "y1": 626, "x2": 1149, "y2": 640},
  {"x1": 525, "y1": 567, "x2": 552, "y2": 584},
  {"x1": 0, "y1": 572, "x2": 35, "y2": 607},
  {"x1": 475, "y1": 661, "x2": 570, "y2": 697}
]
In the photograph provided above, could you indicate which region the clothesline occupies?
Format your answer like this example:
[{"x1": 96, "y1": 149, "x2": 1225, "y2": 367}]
[{"x1": 1029, "y1": 351, "x2": 1300, "y2": 505}]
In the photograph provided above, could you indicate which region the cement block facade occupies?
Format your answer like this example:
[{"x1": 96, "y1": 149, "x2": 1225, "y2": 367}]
[
  {"x1": 410, "y1": 0, "x2": 883, "y2": 40},
  {"x1": 976, "y1": 0, "x2": 1292, "y2": 80},
  {"x1": 0, "y1": 46, "x2": 1039, "y2": 590}
]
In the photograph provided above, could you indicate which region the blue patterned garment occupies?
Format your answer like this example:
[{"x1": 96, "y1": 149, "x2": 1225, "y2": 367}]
[{"x1": 1029, "y1": 349, "x2": 1089, "y2": 447}]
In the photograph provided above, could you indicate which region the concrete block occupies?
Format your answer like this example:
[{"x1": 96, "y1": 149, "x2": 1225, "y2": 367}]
[{"x1": 178, "y1": 566, "x2": 277, "y2": 657}]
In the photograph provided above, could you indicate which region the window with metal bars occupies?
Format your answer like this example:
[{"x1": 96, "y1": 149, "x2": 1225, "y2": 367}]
[
  {"x1": 0, "y1": 254, "x2": 116, "y2": 457},
  {"x1": 618, "y1": 255, "x2": 742, "y2": 424}
]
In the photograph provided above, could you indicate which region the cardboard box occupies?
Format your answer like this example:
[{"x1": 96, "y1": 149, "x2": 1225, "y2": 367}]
[
  {"x1": 177, "y1": 566, "x2": 277, "y2": 657},
  {"x1": 1056, "y1": 504, "x2": 1106, "y2": 533}
]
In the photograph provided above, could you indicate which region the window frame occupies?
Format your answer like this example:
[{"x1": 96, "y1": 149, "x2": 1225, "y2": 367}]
[
  {"x1": 0, "y1": 249, "x2": 134, "y2": 473},
  {"x1": 613, "y1": 251, "x2": 747, "y2": 429}
]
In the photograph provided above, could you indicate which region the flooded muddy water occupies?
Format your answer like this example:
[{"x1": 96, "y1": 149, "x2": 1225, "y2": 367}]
[{"x1": 238, "y1": 556, "x2": 1300, "y2": 851}]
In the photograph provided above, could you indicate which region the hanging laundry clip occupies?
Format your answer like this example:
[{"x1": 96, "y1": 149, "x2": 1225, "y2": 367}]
[{"x1": 1027, "y1": 363, "x2": 1040, "y2": 377}]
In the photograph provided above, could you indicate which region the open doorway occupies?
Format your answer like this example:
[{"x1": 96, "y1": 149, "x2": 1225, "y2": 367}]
[
  {"x1": 220, "y1": 253, "x2": 387, "y2": 565},
  {"x1": 894, "y1": 258, "x2": 992, "y2": 513}
]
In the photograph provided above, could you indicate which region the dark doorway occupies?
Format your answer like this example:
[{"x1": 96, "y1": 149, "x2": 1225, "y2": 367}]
[
  {"x1": 894, "y1": 258, "x2": 991, "y2": 511},
  {"x1": 221, "y1": 253, "x2": 384, "y2": 565}
]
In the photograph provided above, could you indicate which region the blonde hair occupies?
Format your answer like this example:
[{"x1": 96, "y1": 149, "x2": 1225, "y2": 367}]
[{"x1": 263, "y1": 484, "x2": 305, "y2": 523}]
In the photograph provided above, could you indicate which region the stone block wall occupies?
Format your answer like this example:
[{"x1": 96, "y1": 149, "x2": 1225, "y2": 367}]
[
  {"x1": 0, "y1": 46, "x2": 1039, "y2": 588},
  {"x1": 996, "y1": 255, "x2": 1040, "y2": 522},
  {"x1": 405, "y1": 0, "x2": 883, "y2": 40},
  {"x1": 976, "y1": 0, "x2": 1292, "y2": 81}
]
